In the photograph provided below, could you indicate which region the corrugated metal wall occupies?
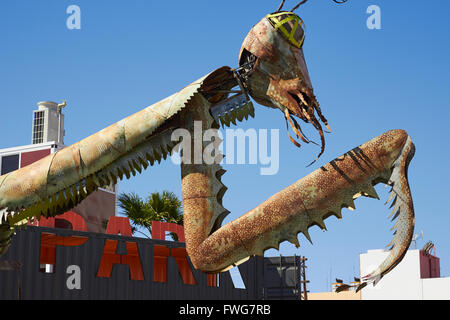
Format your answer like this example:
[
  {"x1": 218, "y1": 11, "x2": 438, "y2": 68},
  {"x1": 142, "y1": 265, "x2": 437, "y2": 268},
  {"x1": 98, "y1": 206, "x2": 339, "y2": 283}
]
[
  {"x1": 0, "y1": 226, "x2": 264, "y2": 300},
  {"x1": 263, "y1": 256, "x2": 301, "y2": 300}
]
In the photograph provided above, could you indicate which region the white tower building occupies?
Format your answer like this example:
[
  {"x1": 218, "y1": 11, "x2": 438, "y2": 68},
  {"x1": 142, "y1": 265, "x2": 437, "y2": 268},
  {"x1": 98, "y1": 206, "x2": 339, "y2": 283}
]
[{"x1": 32, "y1": 101, "x2": 65, "y2": 145}]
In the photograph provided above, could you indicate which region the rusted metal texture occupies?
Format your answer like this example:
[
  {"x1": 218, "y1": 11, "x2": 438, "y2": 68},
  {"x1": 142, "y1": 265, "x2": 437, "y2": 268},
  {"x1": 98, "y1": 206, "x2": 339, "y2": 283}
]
[
  {"x1": 239, "y1": 13, "x2": 330, "y2": 162},
  {"x1": 0, "y1": 67, "x2": 232, "y2": 225},
  {"x1": 0, "y1": 10, "x2": 416, "y2": 291},
  {"x1": 182, "y1": 127, "x2": 415, "y2": 288}
]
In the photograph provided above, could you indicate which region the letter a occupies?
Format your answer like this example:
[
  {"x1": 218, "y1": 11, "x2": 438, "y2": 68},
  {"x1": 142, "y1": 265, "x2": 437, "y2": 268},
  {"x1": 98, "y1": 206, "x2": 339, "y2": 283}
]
[
  {"x1": 66, "y1": 265, "x2": 81, "y2": 290},
  {"x1": 66, "y1": 5, "x2": 81, "y2": 30},
  {"x1": 366, "y1": 5, "x2": 381, "y2": 30}
]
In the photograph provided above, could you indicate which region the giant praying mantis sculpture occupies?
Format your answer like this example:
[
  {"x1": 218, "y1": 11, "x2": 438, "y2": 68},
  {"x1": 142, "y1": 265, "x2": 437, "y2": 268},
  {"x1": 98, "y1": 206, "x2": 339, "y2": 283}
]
[{"x1": 0, "y1": 1, "x2": 414, "y2": 291}]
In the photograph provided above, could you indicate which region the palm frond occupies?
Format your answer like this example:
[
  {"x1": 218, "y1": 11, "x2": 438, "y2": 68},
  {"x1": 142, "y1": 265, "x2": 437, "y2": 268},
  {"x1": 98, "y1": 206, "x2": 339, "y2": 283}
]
[{"x1": 118, "y1": 190, "x2": 183, "y2": 240}]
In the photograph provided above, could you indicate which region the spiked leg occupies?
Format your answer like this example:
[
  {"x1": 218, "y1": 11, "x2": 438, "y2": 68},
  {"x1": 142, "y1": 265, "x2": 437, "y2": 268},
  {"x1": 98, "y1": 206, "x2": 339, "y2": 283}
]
[{"x1": 182, "y1": 112, "x2": 415, "y2": 287}]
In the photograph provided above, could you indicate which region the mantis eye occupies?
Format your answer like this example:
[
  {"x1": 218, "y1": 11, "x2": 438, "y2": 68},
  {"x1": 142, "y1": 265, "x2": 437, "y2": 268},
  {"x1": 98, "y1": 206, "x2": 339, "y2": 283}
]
[{"x1": 266, "y1": 12, "x2": 306, "y2": 49}]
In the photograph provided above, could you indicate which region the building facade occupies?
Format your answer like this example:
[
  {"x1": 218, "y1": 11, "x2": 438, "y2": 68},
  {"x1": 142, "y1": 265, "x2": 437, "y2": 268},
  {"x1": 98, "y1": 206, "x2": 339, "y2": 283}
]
[
  {"x1": 0, "y1": 101, "x2": 116, "y2": 233},
  {"x1": 360, "y1": 248, "x2": 448, "y2": 300},
  {"x1": 309, "y1": 246, "x2": 447, "y2": 300}
]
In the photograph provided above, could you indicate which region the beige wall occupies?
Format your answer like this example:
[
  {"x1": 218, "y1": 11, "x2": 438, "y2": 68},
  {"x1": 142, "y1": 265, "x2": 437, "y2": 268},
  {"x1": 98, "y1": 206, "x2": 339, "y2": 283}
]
[
  {"x1": 72, "y1": 189, "x2": 116, "y2": 233},
  {"x1": 308, "y1": 291, "x2": 361, "y2": 300}
]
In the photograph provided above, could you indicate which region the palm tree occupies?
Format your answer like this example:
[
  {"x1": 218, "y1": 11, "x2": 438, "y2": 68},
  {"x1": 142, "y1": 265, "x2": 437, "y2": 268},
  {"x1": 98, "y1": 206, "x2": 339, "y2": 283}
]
[{"x1": 117, "y1": 191, "x2": 183, "y2": 241}]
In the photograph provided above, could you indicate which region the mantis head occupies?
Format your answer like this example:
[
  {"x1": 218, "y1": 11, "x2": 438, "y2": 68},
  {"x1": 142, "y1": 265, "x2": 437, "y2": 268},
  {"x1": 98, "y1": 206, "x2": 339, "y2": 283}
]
[{"x1": 239, "y1": 10, "x2": 330, "y2": 164}]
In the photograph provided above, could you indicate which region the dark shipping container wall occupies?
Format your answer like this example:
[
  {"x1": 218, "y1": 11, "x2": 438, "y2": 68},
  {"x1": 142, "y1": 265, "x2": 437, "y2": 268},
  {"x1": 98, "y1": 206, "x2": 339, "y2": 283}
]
[{"x1": 0, "y1": 226, "x2": 265, "y2": 300}]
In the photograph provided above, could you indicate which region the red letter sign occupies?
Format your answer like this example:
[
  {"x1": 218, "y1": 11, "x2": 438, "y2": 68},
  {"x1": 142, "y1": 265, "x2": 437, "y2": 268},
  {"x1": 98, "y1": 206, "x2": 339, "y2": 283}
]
[{"x1": 96, "y1": 217, "x2": 144, "y2": 281}]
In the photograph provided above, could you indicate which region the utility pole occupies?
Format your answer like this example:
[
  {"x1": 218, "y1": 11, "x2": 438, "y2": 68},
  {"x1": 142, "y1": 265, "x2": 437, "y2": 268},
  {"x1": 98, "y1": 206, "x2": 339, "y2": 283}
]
[
  {"x1": 57, "y1": 100, "x2": 67, "y2": 145},
  {"x1": 301, "y1": 257, "x2": 309, "y2": 300},
  {"x1": 296, "y1": 256, "x2": 309, "y2": 300}
]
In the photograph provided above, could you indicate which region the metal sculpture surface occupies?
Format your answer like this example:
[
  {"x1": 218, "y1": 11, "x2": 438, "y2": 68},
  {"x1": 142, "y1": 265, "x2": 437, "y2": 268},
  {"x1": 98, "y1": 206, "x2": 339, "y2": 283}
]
[{"x1": 0, "y1": 1, "x2": 415, "y2": 291}]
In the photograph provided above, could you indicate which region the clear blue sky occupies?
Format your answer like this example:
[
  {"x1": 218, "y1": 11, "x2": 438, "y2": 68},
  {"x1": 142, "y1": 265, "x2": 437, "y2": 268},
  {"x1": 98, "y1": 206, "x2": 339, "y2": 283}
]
[{"x1": 1, "y1": 0, "x2": 449, "y2": 292}]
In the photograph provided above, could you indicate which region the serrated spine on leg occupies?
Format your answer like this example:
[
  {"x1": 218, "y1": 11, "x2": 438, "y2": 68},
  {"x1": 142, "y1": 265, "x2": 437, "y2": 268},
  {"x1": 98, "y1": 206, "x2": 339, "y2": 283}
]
[
  {"x1": 185, "y1": 130, "x2": 415, "y2": 279},
  {"x1": 0, "y1": 69, "x2": 235, "y2": 227}
]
